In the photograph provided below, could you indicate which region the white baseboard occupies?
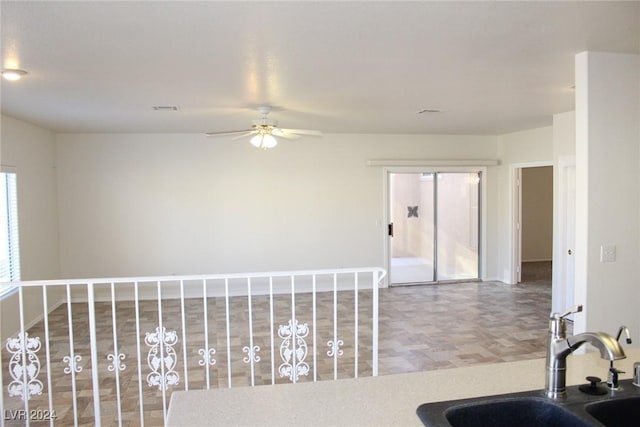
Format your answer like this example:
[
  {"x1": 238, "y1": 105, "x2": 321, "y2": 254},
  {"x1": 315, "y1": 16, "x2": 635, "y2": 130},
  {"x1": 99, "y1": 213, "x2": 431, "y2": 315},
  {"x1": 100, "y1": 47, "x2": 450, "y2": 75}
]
[{"x1": 482, "y1": 276, "x2": 507, "y2": 283}]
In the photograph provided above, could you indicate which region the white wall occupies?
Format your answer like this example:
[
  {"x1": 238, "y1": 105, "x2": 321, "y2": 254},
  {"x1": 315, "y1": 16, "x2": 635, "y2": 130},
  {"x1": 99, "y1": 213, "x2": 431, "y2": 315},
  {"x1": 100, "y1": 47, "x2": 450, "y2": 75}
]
[
  {"x1": 575, "y1": 52, "x2": 640, "y2": 342},
  {"x1": 553, "y1": 111, "x2": 576, "y2": 159},
  {"x1": 1, "y1": 115, "x2": 60, "y2": 279},
  {"x1": 55, "y1": 133, "x2": 499, "y2": 279},
  {"x1": 1, "y1": 114, "x2": 61, "y2": 339},
  {"x1": 495, "y1": 126, "x2": 554, "y2": 283}
]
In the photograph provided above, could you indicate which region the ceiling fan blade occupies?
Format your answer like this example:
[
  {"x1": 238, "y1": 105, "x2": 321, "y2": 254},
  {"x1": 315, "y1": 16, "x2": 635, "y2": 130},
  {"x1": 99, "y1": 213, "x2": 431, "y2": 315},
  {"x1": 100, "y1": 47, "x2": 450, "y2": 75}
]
[
  {"x1": 275, "y1": 133, "x2": 301, "y2": 140},
  {"x1": 205, "y1": 129, "x2": 253, "y2": 137},
  {"x1": 232, "y1": 131, "x2": 258, "y2": 140},
  {"x1": 271, "y1": 128, "x2": 300, "y2": 139},
  {"x1": 278, "y1": 128, "x2": 323, "y2": 136}
]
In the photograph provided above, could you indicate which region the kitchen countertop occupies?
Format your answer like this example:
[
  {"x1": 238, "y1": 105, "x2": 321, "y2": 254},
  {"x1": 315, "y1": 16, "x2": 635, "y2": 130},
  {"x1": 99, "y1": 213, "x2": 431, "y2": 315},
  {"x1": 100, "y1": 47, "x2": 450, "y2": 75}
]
[{"x1": 167, "y1": 348, "x2": 640, "y2": 427}]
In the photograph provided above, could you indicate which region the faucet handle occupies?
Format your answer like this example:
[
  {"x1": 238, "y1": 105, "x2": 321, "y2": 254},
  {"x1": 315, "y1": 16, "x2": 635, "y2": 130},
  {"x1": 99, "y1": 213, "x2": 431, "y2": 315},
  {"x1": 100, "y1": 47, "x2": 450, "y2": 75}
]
[
  {"x1": 549, "y1": 305, "x2": 582, "y2": 338},
  {"x1": 555, "y1": 305, "x2": 583, "y2": 319}
]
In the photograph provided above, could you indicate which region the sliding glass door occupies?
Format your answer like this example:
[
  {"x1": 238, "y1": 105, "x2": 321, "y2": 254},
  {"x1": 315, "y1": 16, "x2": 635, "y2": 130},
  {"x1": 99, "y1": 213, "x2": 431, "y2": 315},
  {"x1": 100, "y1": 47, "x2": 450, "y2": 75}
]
[
  {"x1": 389, "y1": 172, "x2": 480, "y2": 285},
  {"x1": 435, "y1": 173, "x2": 479, "y2": 281},
  {"x1": 389, "y1": 173, "x2": 435, "y2": 283}
]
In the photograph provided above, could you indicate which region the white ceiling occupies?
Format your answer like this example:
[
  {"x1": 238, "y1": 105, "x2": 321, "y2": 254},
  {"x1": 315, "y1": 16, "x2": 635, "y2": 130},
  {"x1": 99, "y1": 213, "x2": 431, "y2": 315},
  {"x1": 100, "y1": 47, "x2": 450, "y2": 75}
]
[{"x1": 1, "y1": 1, "x2": 639, "y2": 135}]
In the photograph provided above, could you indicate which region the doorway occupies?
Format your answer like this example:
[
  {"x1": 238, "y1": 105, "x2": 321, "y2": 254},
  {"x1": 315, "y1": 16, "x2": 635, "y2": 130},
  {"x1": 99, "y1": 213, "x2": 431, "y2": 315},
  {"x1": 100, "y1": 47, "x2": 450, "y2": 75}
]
[
  {"x1": 388, "y1": 172, "x2": 480, "y2": 285},
  {"x1": 513, "y1": 165, "x2": 554, "y2": 285}
]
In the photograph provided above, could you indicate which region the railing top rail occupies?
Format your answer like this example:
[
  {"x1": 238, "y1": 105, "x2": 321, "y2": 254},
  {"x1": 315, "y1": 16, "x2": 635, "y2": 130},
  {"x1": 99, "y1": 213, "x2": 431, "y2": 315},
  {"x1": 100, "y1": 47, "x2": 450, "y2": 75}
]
[{"x1": 0, "y1": 267, "x2": 387, "y2": 288}]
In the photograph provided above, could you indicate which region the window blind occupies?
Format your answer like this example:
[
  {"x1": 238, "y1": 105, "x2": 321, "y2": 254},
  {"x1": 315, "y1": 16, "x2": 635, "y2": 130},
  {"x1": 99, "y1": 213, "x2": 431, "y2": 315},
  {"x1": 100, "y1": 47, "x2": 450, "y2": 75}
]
[{"x1": 0, "y1": 172, "x2": 20, "y2": 293}]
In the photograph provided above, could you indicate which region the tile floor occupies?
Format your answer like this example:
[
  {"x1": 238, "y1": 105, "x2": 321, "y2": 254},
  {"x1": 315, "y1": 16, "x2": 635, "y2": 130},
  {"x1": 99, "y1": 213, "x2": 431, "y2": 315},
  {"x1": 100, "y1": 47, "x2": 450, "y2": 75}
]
[
  {"x1": 379, "y1": 262, "x2": 553, "y2": 374},
  {"x1": 2, "y1": 262, "x2": 553, "y2": 426}
]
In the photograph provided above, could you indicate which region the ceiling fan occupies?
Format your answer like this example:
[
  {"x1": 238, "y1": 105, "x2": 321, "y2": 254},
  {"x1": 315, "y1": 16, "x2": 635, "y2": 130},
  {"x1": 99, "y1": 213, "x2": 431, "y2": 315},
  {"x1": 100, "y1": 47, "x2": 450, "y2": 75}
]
[{"x1": 206, "y1": 106, "x2": 322, "y2": 149}]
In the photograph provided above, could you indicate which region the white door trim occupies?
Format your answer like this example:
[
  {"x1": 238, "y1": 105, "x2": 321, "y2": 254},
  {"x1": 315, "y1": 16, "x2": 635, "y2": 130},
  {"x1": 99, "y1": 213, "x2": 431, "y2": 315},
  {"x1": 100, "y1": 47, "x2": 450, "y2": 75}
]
[
  {"x1": 509, "y1": 161, "x2": 553, "y2": 285},
  {"x1": 513, "y1": 167, "x2": 522, "y2": 284}
]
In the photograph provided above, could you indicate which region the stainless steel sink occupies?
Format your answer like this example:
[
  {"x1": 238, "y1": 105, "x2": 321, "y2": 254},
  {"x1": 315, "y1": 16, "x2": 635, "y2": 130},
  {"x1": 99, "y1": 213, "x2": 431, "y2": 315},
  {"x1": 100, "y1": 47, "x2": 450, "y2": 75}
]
[{"x1": 417, "y1": 379, "x2": 640, "y2": 427}]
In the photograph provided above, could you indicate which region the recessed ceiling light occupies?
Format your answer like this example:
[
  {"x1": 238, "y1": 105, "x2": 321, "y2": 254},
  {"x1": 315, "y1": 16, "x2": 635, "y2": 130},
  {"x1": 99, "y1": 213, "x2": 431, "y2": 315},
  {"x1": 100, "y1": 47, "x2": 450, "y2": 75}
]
[
  {"x1": 152, "y1": 106, "x2": 179, "y2": 111},
  {"x1": 1, "y1": 69, "x2": 28, "y2": 81},
  {"x1": 417, "y1": 109, "x2": 443, "y2": 114}
]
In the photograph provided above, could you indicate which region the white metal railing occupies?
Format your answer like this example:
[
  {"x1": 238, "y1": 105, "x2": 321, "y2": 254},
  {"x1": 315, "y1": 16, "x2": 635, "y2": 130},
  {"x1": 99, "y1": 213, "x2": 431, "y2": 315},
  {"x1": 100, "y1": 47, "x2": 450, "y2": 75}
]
[{"x1": 0, "y1": 267, "x2": 386, "y2": 427}]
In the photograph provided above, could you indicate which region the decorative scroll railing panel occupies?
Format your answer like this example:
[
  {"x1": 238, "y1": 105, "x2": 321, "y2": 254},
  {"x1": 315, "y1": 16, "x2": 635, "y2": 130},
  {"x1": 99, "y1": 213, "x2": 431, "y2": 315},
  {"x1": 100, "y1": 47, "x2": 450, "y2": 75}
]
[{"x1": 0, "y1": 267, "x2": 385, "y2": 427}]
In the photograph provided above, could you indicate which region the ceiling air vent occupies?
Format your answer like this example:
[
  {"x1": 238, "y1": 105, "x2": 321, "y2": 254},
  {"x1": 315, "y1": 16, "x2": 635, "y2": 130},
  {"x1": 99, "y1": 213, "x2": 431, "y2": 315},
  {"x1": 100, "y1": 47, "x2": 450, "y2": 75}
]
[{"x1": 152, "y1": 106, "x2": 179, "y2": 111}]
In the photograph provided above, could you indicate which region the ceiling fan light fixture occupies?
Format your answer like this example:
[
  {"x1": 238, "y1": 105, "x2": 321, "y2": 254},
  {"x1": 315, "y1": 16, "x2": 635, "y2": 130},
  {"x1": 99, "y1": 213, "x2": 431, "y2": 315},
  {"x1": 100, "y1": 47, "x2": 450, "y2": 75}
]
[
  {"x1": 205, "y1": 105, "x2": 320, "y2": 148},
  {"x1": 262, "y1": 134, "x2": 278, "y2": 148},
  {"x1": 1, "y1": 69, "x2": 28, "y2": 81},
  {"x1": 250, "y1": 133, "x2": 263, "y2": 147},
  {"x1": 250, "y1": 133, "x2": 278, "y2": 149}
]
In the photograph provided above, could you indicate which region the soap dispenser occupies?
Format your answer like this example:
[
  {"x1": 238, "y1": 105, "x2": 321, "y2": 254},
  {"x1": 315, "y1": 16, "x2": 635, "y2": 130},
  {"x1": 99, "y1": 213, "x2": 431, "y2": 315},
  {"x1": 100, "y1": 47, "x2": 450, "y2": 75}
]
[
  {"x1": 607, "y1": 325, "x2": 632, "y2": 390},
  {"x1": 607, "y1": 366, "x2": 624, "y2": 390}
]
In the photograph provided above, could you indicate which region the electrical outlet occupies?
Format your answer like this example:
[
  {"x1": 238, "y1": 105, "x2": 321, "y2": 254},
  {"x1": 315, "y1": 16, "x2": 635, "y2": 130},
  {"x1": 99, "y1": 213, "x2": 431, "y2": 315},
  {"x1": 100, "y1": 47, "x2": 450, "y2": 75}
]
[{"x1": 600, "y1": 245, "x2": 616, "y2": 262}]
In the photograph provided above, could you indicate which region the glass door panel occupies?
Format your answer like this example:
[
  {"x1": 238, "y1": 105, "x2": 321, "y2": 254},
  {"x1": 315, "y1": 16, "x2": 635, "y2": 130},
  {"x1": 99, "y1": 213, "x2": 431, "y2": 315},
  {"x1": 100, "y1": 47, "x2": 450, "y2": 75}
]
[
  {"x1": 389, "y1": 173, "x2": 435, "y2": 284},
  {"x1": 435, "y1": 173, "x2": 480, "y2": 281}
]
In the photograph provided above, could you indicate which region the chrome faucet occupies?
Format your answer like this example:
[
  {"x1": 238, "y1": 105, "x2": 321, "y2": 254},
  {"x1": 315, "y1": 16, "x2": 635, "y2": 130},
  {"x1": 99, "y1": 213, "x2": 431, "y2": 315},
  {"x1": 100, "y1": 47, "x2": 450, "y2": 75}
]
[
  {"x1": 545, "y1": 305, "x2": 626, "y2": 399},
  {"x1": 615, "y1": 325, "x2": 632, "y2": 344}
]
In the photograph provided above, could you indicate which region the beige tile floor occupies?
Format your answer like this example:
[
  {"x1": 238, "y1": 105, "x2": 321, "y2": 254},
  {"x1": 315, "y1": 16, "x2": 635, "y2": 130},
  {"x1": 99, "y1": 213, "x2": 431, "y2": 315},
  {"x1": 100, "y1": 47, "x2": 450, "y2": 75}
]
[{"x1": 2, "y1": 262, "x2": 553, "y2": 426}]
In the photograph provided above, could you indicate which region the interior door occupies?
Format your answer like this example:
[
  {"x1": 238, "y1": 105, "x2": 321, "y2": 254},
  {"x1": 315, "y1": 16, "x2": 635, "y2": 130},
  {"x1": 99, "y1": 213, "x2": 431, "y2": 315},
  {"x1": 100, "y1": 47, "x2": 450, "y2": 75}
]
[
  {"x1": 560, "y1": 163, "x2": 576, "y2": 315},
  {"x1": 565, "y1": 165, "x2": 576, "y2": 312}
]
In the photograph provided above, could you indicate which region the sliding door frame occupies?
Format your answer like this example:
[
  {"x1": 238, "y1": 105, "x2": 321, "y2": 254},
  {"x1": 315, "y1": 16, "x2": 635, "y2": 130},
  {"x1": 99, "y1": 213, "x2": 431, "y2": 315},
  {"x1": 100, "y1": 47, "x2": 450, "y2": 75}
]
[{"x1": 382, "y1": 166, "x2": 488, "y2": 286}]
